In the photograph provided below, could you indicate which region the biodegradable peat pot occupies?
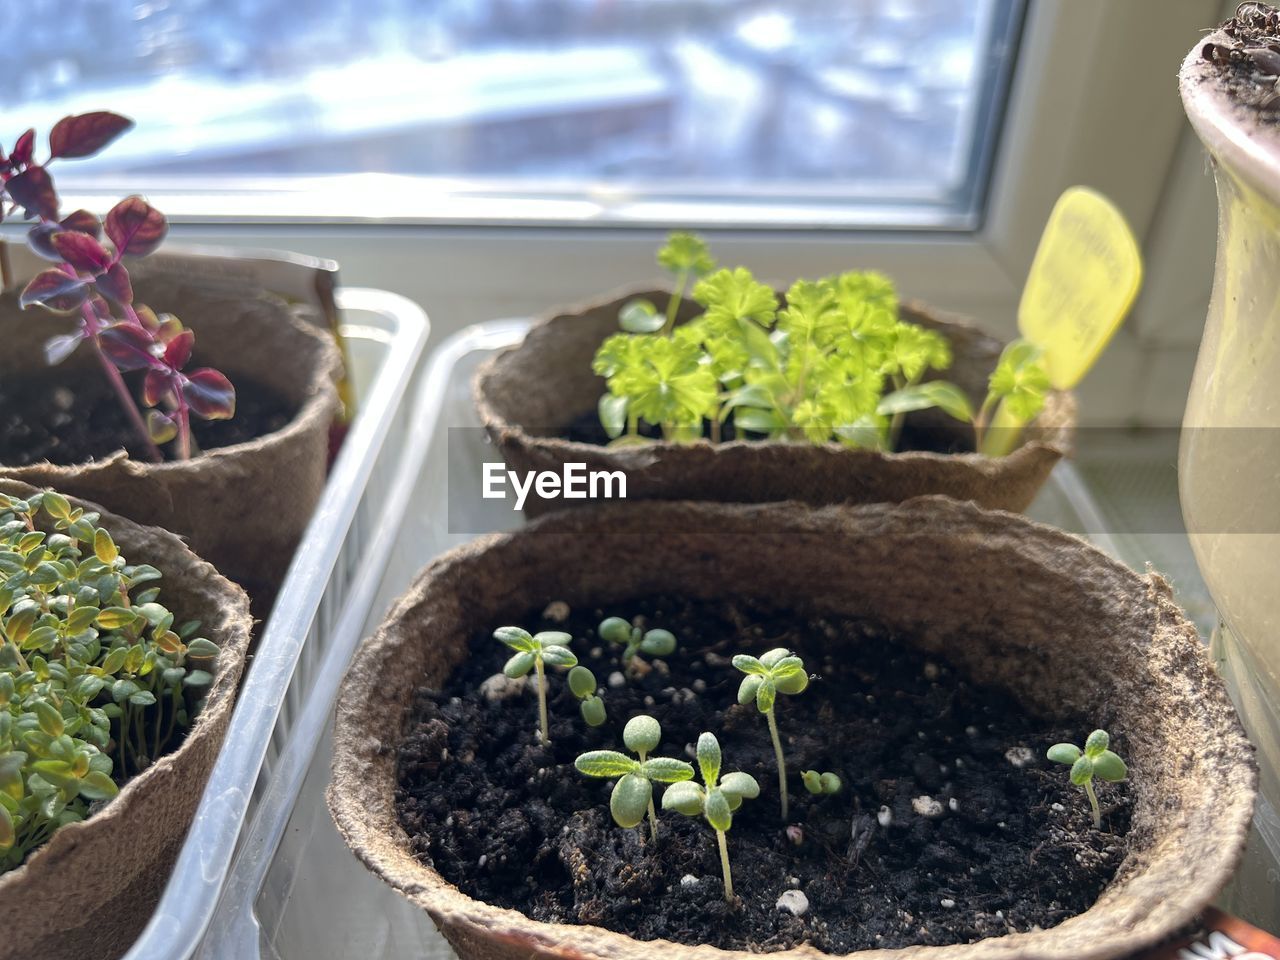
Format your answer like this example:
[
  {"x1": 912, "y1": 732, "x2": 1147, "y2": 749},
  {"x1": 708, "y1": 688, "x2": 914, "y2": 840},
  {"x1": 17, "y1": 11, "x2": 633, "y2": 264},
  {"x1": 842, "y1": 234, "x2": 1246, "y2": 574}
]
[
  {"x1": 1179, "y1": 9, "x2": 1280, "y2": 928},
  {"x1": 329, "y1": 498, "x2": 1255, "y2": 960},
  {"x1": 0, "y1": 275, "x2": 343, "y2": 611},
  {"x1": 475, "y1": 289, "x2": 1076, "y2": 516},
  {"x1": 0, "y1": 480, "x2": 252, "y2": 960}
]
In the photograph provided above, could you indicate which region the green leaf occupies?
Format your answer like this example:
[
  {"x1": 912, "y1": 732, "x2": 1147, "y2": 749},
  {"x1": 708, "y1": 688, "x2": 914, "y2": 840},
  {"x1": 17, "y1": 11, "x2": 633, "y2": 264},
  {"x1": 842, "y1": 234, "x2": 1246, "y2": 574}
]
[
  {"x1": 42, "y1": 492, "x2": 72, "y2": 521},
  {"x1": 1069, "y1": 755, "x2": 1094, "y2": 786},
  {"x1": 598, "y1": 394, "x2": 629, "y2": 440},
  {"x1": 1092, "y1": 751, "x2": 1127, "y2": 783},
  {"x1": 96, "y1": 607, "x2": 137, "y2": 630},
  {"x1": 732, "y1": 408, "x2": 786, "y2": 435},
  {"x1": 77, "y1": 770, "x2": 118, "y2": 801},
  {"x1": 128, "y1": 690, "x2": 157, "y2": 707},
  {"x1": 819, "y1": 772, "x2": 843, "y2": 794},
  {"x1": 639, "y1": 629, "x2": 676, "y2": 656},
  {"x1": 759, "y1": 648, "x2": 790, "y2": 667},
  {"x1": 493, "y1": 626, "x2": 534, "y2": 652},
  {"x1": 801, "y1": 769, "x2": 823, "y2": 795},
  {"x1": 534, "y1": 631, "x2": 573, "y2": 649},
  {"x1": 657, "y1": 232, "x2": 715, "y2": 277},
  {"x1": 618, "y1": 298, "x2": 665, "y2": 334},
  {"x1": 503, "y1": 651, "x2": 535, "y2": 678},
  {"x1": 575, "y1": 750, "x2": 638, "y2": 779},
  {"x1": 640, "y1": 757, "x2": 694, "y2": 783},
  {"x1": 93, "y1": 529, "x2": 118, "y2": 564},
  {"x1": 719, "y1": 771, "x2": 760, "y2": 800},
  {"x1": 539, "y1": 645, "x2": 578, "y2": 669},
  {"x1": 755, "y1": 680, "x2": 776, "y2": 714},
  {"x1": 877, "y1": 381, "x2": 975, "y2": 422},
  {"x1": 623, "y1": 715, "x2": 661, "y2": 755},
  {"x1": 580, "y1": 696, "x2": 607, "y2": 727},
  {"x1": 1046, "y1": 743, "x2": 1082, "y2": 766},
  {"x1": 567, "y1": 666, "x2": 597, "y2": 699},
  {"x1": 696, "y1": 732, "x2": 721, "y2": 787},
  {"x1": 0, "y1": 804, "x2": 13, "y2": 851},
  {"x1": 65, "y1": 606, "x2": 100, "y2": 633},
  {"x1": 610, "y1": 773, "x2": 653, "y2": 829},
  {"x1": 598, "y1": 617, "x2": 633, "y2": 646},
  {"x1": 704, "y1": 787, "x2": 733, "y2": 831},
  {"x1": 737, "y1": 675, "x2": 764, "y2": 706},
  {"x1": 987, "y1": 338, "x2": 1050, "y2": 422},
  {"x1": 34, "y1": 700, "x2": 64, "y2": 737},
  {"x1": 1084, "y1": 729, "x2": 1110, "y2": 757},
  {"x1": 32, "y1": 759, "x2": 79, "y2": 790},
  {"x1": 0, "y1": 753, "x2": 26, "y2": 802},
  {"x1": 660, "y1": 780, "x2": 704, "y2": 816},
  {"x1": 731, "y1": 654, "x2": 765, "y2": 676},
  {"x1": 772, "y1": 665, "x2": 809, "y2": 696}
]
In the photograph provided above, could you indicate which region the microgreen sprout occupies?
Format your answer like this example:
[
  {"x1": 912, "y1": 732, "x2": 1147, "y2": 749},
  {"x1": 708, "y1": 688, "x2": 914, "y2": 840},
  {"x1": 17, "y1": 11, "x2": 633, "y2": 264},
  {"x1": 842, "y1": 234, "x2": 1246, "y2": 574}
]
[
  {"x1": 662, "y1": 732, "x2": 760, "y2": 901},
  {"x1": 1047, "y1": 729, "x2": 1127, "y2": 829},
  {"x1": 732, "y1": 648, "x2": 808, "y2": 820},
  {"x1": 801, "y1": 770, "x2": 843, "y2": 796},
  {"x1": 597, "y1": 616, "x2": 677, "y2": 668},
  {"x1": 494, "y1": 626, "x2": 577, "y2": 747},
  {"x1": 973, "y1": 339, "x2": 1052, "y2": 457},
  {"x1": 574, "y1": 715, "x2": 693, "y2": 841},
  {"x1": 567, "y1": 665, "x2": 606, "y2": 727}
]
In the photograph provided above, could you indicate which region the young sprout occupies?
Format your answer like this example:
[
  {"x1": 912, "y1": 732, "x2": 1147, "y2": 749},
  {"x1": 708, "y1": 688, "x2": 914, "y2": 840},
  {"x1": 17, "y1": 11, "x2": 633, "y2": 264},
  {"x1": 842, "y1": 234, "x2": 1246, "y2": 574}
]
[
  {"x1": 1047, "y1": 729, "x2": 1127, "y2": 829},
  {"x1": 662, "y1": 732, "x2": 760, "y2": 902},
  {"x1": 732, "y1": 648, "x2": 808, "y2": 820},
  {"x1": 568, "y1": 665, "x2": 606, "y2": 727},
  {"x1": 574, "y1": 715, "x2": 692, "y2": 841},
  {"x1": 598, "y1": 617, "x2": 677, "y2": 668},
  {"x1": 494, "y1": 626, "x2": 577, "y2": 747},
  {"x1": 801, "y1": 770, "x2": 843, "y2": 796}
]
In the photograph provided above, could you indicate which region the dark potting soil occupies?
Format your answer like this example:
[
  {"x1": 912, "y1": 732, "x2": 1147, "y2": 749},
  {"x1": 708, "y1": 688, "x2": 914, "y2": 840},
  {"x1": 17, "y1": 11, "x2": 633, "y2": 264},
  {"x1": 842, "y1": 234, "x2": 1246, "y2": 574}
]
[
  {"x1": 564, "y1": 409, "x2": 972, "y2": 456},
  {"x1": 1202, "y1": 3, "x2": 1280, "y2": 115},
  {"x1": 396, "y1": 597, "x2": 1130, "y2": 953},
  {"x1": 0, "y1": 367, "x2": 295, "y2": 466}
]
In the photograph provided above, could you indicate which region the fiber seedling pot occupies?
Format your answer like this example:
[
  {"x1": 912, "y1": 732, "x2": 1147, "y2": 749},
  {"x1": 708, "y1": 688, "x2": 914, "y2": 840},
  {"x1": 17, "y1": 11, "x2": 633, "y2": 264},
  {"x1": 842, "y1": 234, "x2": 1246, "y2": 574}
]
[
  {"x1": 0, "y1": 275, "x2": 343, "y2": 612},
  {"x1": 0, "y1": 480, "x2": 252, "y2": 960},
  {"x1": 475, "y1": 289, "x2": 1075, "y2": 516},
  {"x1": 328, "y1": 498, "x2": 1255, "y2": 960}
]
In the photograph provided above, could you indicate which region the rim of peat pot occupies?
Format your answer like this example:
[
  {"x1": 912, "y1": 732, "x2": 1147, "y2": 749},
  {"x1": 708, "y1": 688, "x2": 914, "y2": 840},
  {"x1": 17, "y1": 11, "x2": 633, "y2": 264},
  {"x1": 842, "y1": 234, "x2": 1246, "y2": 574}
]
[
  {"x1": 0, "y1": 480, "x2": 252, "y2": 960},
  {"x1": 327, "y1": 497, "x2": 1255, "y2": 960},
  {"x1": 0, "y1": 278, "x2": 344, "y2": 610},
  {"x1": 474, "y1": 286, "x2": 1076, "y2": 516},
  {"x1": 1180, "y1": 24, "x2": 1280, "y2": 208}
]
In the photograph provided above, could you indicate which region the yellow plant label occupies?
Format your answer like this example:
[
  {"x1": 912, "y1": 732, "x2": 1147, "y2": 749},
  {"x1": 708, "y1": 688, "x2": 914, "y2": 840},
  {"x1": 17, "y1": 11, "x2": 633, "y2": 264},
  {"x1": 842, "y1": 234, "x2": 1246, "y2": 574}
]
[{"x1": 1017, "y1": 186, "x2": 1142, "y2": 389}]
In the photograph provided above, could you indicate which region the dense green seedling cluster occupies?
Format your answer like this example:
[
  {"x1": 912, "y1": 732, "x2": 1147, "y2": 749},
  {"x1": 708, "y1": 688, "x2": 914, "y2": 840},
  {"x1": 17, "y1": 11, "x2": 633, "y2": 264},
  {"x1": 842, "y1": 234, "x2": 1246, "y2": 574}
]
[{"x1": 0, "y1": 489, "x2": 219, "y2": 872}]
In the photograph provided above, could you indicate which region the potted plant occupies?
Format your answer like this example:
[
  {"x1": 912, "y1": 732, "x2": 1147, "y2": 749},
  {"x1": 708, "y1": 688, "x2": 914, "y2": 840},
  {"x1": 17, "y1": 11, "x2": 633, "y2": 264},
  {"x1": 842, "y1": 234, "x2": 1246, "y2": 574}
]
[
  {"x1": 475, "y1": 235, "x2": 1075, "y2": 516},
  {"x1": 0, "y1": 479, "x2": 251, "y2": 960},
  {"x1": 1179, "y1": 1, "x2": 1280, "y2": 926},
  {"x1": 0, "y1": 114, "x2": 342, "y2": 611},
  {"x1": 327, "y1": 498, "x2": 1255, "y2": 960}
]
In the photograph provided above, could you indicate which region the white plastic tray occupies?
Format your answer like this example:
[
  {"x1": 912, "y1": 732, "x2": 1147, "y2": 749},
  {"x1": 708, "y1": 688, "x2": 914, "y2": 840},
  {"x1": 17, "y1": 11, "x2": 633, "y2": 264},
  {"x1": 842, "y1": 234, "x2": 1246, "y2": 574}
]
[
  {"x1": 121, "y1": 288, "x2": 429, "y2": 960},
  {"x1": 190, "y1": 318, "x2": 1163, "y2": 960}
]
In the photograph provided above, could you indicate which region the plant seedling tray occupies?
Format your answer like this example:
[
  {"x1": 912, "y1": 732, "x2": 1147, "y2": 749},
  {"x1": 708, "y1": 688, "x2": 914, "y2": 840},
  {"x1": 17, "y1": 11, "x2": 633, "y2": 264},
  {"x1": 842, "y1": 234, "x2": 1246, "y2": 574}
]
[
  {"x1": 176, "y1": 318, "x2": 1209, "y2": 960},
  {"x1": 119, "y1": 288, "x2": 428, "y2": 960}
]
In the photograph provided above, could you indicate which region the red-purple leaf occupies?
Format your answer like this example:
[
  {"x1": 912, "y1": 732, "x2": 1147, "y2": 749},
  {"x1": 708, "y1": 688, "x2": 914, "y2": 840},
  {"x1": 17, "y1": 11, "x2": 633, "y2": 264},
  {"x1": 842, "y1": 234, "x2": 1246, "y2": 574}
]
[
  {"x1": 49, "y1": 112, "x2": 134, "y2": 160},
  {"x1": 5, "y1": 166, "x2": 59, "y2": 220},
  {"x1": 143, "y1": 369, "x2": 174, "y2": 407},
  {"x1": 98, "y1": 323, "x2": 157, "y2": 371},
  {"x1": 61, "y1": 209, "x2": 101, "y2": 238},
  {"x1": 44, "y1": 332, "x2": 86, "y2": 366},
  {"x1": 19, "y1": 269, "x2": 88, "y2": 313},
  {"x1": 147, "y1": 410, "x2": 177, "y2": 445},
  {"x1": 182, "y1": 368, "x2": 235, "y2": 420},
  {"x1": 105, "y1": 196, "x2": 167, "y2": 256},
  {"x1": 163, "y1": 329, "x2": 194, "y2": 369},
  {"x1": 94, "y1": 263, "x2": 133, "y2": 304},
  {"x1": 155, "y1": 314, "x2": 184, "y2": 343},
  {"x1": 51, "y1": 231, "x2": 111, "y2": 274},
  {"x1": 27, "y1": 223, "x2": 63, "y2": 261},
  {"x1": 11, "y1": 130, "x2": 35, "y2": 167}
]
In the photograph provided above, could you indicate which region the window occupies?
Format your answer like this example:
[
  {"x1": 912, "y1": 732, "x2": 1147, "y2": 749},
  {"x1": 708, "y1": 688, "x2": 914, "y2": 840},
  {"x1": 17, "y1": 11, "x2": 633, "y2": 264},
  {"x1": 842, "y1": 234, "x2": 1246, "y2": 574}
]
[{"x1": 13, "y1": 0, "x2": 1023, "y2": 228}]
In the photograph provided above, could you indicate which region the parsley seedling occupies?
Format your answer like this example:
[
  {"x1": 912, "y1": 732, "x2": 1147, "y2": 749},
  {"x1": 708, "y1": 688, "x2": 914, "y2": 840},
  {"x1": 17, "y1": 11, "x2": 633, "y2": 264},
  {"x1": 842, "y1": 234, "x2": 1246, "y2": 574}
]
[
  {"x1": 974, "y1": 339, "x2": 1052, "y2": 456},
  {"x1": 494, "y1": 626, "x2": 577, "y2": 747},
  {"x1": 733, "y1": 648, "x2": 808, "y2": 820},
  {"x1": 662, "y1": 732, "x2": 760, "y2": 901},
  {"x1": 567, "y1": 665, "x2": 606, "y2": 727},
  {"x1": 597, "y1": 616, "x2": 677, "y2": 669},
  {"x1": 575, "y1": 715, "x2": 693, "y2": 840},
  {"x1": 1047, "y1": 729, "x2": 1127, "y2": 829}
]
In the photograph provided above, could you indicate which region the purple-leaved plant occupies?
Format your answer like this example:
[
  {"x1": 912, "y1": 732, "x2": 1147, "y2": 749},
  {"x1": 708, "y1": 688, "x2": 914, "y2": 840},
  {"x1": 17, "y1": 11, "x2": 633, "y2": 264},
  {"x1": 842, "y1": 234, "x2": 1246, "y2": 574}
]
[{"x1": 1, "y1": 112, "x2": 235, "y2": 462}]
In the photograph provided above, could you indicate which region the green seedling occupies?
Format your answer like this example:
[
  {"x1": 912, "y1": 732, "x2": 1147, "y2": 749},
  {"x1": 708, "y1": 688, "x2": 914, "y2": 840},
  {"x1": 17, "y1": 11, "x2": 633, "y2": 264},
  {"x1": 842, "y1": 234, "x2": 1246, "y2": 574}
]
[
  {"x1": 973, "y1": 339, "x2": 1052, "y2": 457},
  {"x1": 597, "y1": 617, "x2": 677, "y2": 668},
  {"x1": 574, "y1": 715, "x2": 693, "y2": 840},
  {"x1": 1047, "y1": 729, "x2": 1127, "y2": 829},
  {"x1": 801, "y1": 770, "x2": 842, "y2": 796},
  {"x1": 662, "y1": 732, "x2": 760, "y2": 902},
  {"x1": 494, "y1": 626, "x2": 577, "y2": 747},
  {"x1": 567, "y1": 665, "x2": 606, "y2": 727},
  {"x1": 732, "y1": 648, "x2": 808, "y2": 820}
]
